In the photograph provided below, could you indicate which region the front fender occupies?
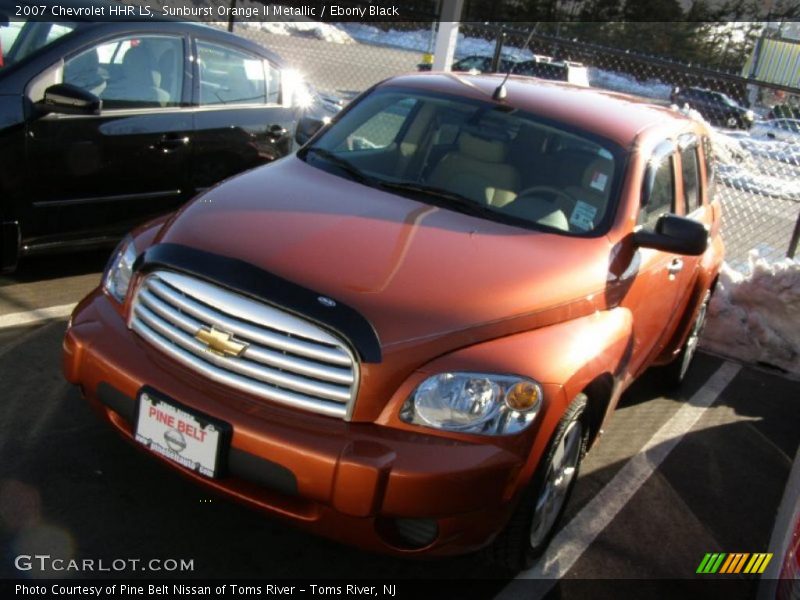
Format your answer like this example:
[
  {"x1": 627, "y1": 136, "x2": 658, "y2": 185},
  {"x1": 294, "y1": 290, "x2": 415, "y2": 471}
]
[{"x1": 378, "y1": 308, "x2": 633, "y2": 494}]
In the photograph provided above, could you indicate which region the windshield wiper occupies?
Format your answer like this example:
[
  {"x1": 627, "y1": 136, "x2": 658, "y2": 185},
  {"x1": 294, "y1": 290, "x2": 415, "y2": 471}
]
[
  {"x1": 300, "y1": 147, "x2": 372, "y2": 184},
  {"x1": 375, "y1": 181, "x2": 498, "y2": 219}
]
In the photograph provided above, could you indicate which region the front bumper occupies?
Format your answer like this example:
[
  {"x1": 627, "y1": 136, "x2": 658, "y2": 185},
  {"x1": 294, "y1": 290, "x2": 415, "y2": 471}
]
[{"x1": 63, "y1": 291, "x2": 524, "y2": 556}]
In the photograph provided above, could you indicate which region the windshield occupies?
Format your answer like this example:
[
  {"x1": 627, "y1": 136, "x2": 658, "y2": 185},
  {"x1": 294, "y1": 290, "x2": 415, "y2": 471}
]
[
  {"x1": 1, "y1": 20, "x2": 77, "y2": 69},
  {"x1": 300, "y1": 88, "x2": 622, "y2": 235}
]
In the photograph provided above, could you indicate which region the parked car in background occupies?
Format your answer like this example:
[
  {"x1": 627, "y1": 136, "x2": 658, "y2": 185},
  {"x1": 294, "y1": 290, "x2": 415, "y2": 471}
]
[
  {"x1": 750, "y1": 118, "x2": 800, "y2": 143},
  {"x1": 670, "y1": 86, "x2": 754, "y2": 129},
  {"x1": 418, "y1": 54, "x2": 521, "y2": 74},
  {"x1": 514, "y1": 56, "x2": 589, "y2": 87},
  {"x1": 418, "y1": 53, "x2": 589, "y2": 86},
  {"x1": 64, "y1": 72, "x2": 723, "y2": 569},
  {"x1": 0, "y1": 17, "x2": 322, "y2": 272}
]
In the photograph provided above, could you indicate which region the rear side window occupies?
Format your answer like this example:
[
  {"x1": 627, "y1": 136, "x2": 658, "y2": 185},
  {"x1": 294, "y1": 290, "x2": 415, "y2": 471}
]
[
  {"x1": 680, "y1": 146, "x2": 701, "y2": 213},
  {"x1": 197, "y1": 41, "x2": 265, "y2": 105},
  {"x1": 639, "y1": 156, "x2": 674, "y2": 229}
]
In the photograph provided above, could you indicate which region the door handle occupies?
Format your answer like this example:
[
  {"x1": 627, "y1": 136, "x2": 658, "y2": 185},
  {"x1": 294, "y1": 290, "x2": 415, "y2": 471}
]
[
  {"x1": 155, "y1": 134, "x2": 190, "y2": 152},
  {"x1": 667, "y1": 258, "x2": 684, "y2": 276},
  {"x1": 266, "y1": 124, "x2": 287, "y2": 139}
]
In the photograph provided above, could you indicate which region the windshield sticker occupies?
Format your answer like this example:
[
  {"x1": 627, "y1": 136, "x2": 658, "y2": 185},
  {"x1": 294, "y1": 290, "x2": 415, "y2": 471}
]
[
  {"x1": 570, "y1": 200, "x2": 598, "y2": 231},
  {"x1": 589, "y1": 171, "x2": 608, "y2": 192}
]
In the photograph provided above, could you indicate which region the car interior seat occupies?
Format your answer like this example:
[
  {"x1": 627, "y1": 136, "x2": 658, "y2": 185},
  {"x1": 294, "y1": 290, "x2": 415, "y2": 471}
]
[
  {"x1": 427, "y1": 130, "x2": 520, "y2": 207},
  {"x1": 103, "y1": 45, "x2": 170, "y2": 107}
]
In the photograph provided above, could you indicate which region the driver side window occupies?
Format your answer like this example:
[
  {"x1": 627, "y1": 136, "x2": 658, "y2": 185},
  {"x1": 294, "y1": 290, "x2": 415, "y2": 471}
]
[
  {"x1": 639, "y1": 155, "x2": 675, "y2": 229},
  {"x1": 64, "y1": 36, "x2": 184, "y2": 108}
]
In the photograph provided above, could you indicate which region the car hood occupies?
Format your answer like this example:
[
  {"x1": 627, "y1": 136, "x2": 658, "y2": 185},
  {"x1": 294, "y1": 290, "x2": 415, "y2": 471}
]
[{"x1": 155, "y1": 156, "x2": 618, "y2": 352}]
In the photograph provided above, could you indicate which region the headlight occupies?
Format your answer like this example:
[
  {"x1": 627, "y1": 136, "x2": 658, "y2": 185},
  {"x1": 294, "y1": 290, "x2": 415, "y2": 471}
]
[
  {"x1": 103, "y1": 235, "x2": 137, "y2": 303},
  {"x1": 745, "y1": 110, "x2": 755, "y2": 121},
  {"x1": 400, "y1": 372, "x2": 542, "y2": 435}
]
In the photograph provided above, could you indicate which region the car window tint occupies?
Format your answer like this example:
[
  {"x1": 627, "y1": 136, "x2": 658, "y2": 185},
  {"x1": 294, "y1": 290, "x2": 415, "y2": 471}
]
[
  {"x1": 198, "y1": 41, "x2": 265, "y2": 105},
  {"x1": 308, "y1": 89, "x2": 621, "y2": 235},
  {"x1": 680, "y1": 146, "x2": 700, "y2": 213},
  {"x1": 640, "y1": 155, "x2": 674, "y2": 229},
  {"x1": 336, "y1": 97, "x2": 417, "y2": 150},
  {"x1": 65, "y1": 36, "x2": 183, "y2": 109},
  {"x1": 2, "y1": 21, "x2": 76, "y2": 68}
]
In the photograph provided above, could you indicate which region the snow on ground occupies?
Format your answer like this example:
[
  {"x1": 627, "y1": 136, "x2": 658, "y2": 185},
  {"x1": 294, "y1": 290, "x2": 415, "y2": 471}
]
[
  {"x1": 237, "y1": 18, "x2": 355, "y2": 44},
  {"x1": 586, "y1": 67, "x2": 672, "y2": 100},
  {"x1": 712, "y1": 131, "x2": 800, "y2": 201},
  {"x1": 702, "y1": 252, "x2": 800, "y2": 375}
]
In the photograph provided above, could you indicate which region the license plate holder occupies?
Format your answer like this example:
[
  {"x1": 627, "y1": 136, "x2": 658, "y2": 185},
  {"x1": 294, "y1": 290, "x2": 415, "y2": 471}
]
[{"x1": 134, "y1": 387, "x2": 231, "y2": 479}]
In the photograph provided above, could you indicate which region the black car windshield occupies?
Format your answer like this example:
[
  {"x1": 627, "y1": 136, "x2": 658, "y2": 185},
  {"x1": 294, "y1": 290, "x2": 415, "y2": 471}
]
[
  {"x1": 1, "y1": 20, "x2": 78, "y2": 69},
  {"x1": 300, "y1": 88, "x2": 622, "y2": 235}
]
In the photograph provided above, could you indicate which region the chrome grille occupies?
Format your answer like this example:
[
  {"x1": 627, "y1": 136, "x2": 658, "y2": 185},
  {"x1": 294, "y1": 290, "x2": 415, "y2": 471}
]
[{"x1": 129, "y1": 270, "x2": 358, "y2": 419}]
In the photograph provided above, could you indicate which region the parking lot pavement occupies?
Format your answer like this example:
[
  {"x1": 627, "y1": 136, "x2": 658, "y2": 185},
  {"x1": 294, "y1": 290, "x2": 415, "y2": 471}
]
[{"x1": 1, "y1": 259, "x2": 798, "y2": 597}]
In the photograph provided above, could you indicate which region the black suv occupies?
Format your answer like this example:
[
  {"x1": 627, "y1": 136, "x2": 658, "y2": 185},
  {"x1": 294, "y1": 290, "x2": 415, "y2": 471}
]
[
  {"x1": 670, "y1": 86, "x2": 754, "y2": 130},
  {"x1": 0, "y1": 17, "x2": 330, "y2": 272}
]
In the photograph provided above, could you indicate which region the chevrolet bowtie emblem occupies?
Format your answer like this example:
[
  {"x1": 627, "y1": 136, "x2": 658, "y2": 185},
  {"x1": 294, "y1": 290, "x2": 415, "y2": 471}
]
[{"x1": 194, "y1": 326, "x2": 248, "y2": 357}]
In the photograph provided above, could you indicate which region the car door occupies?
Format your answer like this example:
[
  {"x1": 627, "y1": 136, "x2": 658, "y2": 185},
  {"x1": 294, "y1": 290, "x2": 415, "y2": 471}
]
[
  {"x1": 189, "y1": 37, "x2": 297, "y2": 192},
  {"x1": 24, "y1": 32, "x2": 193, "y2": 245},
  {"x1": 621, "y1": 140, "x2": 697, "y2": 377}
]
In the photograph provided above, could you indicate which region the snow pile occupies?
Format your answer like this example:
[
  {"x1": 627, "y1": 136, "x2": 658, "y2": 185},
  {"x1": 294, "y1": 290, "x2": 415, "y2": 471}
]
[
  {"x1": 342, "y1": 23, "x2": 536, "y2": 59},
  {"x1": 587, "y1": 67, "x2": 672, "y2": 100},
  {"x1": 701, "y1": 252, "x2": 800, "y2": 374},
  {"x1": 238, "y1": 18, "x2": 354, "y2": 44},
  {"x1": 710, "y1": 130, "x2": 800, "y2": 201}
]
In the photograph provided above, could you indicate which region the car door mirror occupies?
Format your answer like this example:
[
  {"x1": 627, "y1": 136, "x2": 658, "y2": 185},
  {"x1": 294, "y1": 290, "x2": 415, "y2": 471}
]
[
  {"x1": 295, "y1": 114, "x2": 325, "y2": 146},
  {"x1": 38, "y1": 83, "x2": 101, "y2": 116},
  {"x1": 634, "y1": 214, "x2": 708, "y2": 256}
]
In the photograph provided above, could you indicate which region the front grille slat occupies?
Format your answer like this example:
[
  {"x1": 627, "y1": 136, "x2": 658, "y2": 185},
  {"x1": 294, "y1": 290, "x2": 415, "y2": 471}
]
[
  {"x1": 138, "y1": 288, "x2": 354, "y2": 386},
  {"x1": 147, "y1": 277, "x2": 352, "y2": 367},
  {"x1": 130, "y1": 270, "x2": 359, "y2": 420}
]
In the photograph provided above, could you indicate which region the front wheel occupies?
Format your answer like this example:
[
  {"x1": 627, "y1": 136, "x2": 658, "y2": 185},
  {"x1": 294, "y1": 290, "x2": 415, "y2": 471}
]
[{"x1": 485, "y1": 395, "x2": 589, "y2": 571}]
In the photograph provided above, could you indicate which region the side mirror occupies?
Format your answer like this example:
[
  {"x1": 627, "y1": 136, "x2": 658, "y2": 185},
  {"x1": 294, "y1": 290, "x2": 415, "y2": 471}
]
[
  {"x1": 295, "y1": 114, "x2": 325, "y2": 146},
  {"x1": 38, "y1": 83, "x2": 101, "y2": 116},
  {"x1": 633, "y1": 214, "x2": 708, "y2": 256}
]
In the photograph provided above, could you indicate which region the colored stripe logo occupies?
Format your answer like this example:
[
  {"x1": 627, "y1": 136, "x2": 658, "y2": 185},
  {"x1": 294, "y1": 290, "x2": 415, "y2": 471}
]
[{"x1": 697, "y1": 553, "x2": 773, "y2": 574}]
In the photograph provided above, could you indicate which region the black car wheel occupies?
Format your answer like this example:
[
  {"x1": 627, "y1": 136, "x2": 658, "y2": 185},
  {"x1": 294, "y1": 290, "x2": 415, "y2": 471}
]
[
  {"x1": 661, "y1": 290, "x2": 711, "y2": 387},
  {"x1": 485, "y1": 395, "x2": 589, "y2": 570}
]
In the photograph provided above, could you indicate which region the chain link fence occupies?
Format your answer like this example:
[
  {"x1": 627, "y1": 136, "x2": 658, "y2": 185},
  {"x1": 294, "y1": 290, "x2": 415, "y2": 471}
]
[{"x1": 230, "y1": 19, "x2": 800, "y2": 265}]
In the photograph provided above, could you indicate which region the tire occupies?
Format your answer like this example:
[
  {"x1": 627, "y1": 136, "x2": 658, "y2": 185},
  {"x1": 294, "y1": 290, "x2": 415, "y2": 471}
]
[
  {"x1": 485, "y1": 395, "x2": 589, "y2": 571},
  {"x1": 661, "y1": 290, "x2": 711, "y2": 388}
]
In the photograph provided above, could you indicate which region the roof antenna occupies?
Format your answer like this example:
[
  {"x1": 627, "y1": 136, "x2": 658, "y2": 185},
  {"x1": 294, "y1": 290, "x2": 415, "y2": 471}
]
[{"x1": 492, "y1": 26, "x2": 538, "y2": 101}]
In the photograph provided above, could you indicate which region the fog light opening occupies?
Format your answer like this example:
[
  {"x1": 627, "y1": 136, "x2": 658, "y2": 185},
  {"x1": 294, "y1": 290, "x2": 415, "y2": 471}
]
[{"x1": 377, "y1": 517, "x2": 439, "y2": 550}]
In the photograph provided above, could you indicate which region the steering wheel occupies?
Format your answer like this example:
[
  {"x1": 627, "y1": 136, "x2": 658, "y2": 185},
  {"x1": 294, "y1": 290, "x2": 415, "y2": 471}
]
[{"x1": 515, "y1": 185, "x2": 574, "y2": 206}]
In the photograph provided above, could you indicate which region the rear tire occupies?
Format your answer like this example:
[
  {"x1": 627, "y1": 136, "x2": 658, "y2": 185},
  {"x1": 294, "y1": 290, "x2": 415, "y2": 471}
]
[
  {"x1": 661, "y1": 290, "x2": 711, "y2": 387},
  {"x1": 485, "y1": 395, "x2": 589, "y2": 571}
]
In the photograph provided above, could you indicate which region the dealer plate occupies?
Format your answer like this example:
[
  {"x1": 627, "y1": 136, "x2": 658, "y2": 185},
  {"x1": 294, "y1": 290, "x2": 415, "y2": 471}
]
[{"x1": 134, "y1": 388, "x2": 228, "y2": 478}]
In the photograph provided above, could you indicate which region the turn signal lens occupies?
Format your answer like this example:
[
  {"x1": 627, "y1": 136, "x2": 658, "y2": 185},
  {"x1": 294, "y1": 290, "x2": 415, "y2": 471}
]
[{"x1": 505, "y1": 381, "x2": 541, "y2": 412}]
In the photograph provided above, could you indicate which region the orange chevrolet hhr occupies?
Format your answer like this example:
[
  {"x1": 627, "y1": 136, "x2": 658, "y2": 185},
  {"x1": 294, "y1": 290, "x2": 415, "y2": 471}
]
[{"x1": 63, "y1": 73, "x2": 723, "y2": 568}]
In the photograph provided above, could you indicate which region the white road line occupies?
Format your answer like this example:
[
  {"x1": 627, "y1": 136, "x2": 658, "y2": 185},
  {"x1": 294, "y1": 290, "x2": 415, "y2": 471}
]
[
  {"x1": 497, "y1": 361, "x2": 741, "y2": 599},
  {"x1": 0, "y1": 303, "x2": 76, "y2": 329}
]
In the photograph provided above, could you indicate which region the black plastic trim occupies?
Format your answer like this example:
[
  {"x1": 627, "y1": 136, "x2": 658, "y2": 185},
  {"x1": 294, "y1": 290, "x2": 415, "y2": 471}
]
[{"x1": 134, "y1": 243, "x2": 381, "y2": 363}]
